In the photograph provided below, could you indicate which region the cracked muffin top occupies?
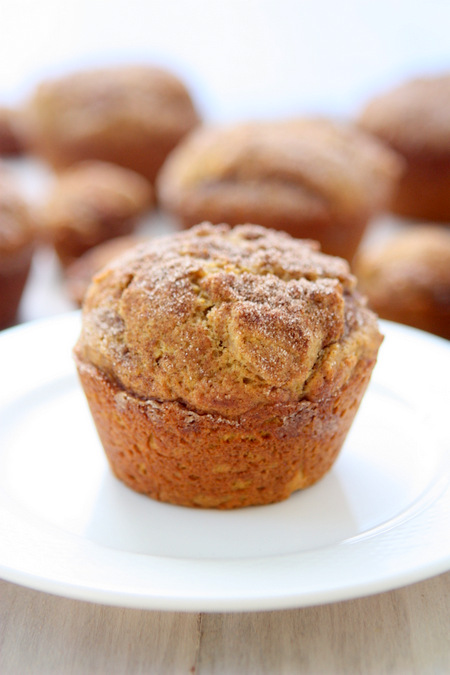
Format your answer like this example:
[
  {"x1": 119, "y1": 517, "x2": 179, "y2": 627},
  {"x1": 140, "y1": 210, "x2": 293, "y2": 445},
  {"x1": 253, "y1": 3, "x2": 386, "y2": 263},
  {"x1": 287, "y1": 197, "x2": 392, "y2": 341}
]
[
  {"x1": 157, "y1": 118, "x2": 403, "y2": 226},
  {"x1": 23, "y1": 65, "x2": 201, "y2": 182},
  {"x1": 75, "y1": 223, "x2": 382, "y2": 418}
]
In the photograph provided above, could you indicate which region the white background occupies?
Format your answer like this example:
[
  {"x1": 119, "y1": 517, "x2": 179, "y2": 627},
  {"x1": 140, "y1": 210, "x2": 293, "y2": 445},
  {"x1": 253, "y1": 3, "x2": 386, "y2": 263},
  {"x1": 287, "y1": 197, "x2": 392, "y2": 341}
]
[
  {"x1": 1, "y1": 0, "x2": 450, "y2": 323},
  {"x1": 1, "y1": 0, "x2": 449, "y2": 122}
]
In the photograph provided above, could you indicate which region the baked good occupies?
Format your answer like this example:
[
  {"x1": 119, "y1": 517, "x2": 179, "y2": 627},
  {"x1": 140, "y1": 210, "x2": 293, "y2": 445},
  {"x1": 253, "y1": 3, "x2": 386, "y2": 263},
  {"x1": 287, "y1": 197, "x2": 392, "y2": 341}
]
[
  {"x1": 0, "y1": 106, "x2": 25, "y2": 156},
  {"x1": 74, "y1": 222, "x2": 383, "y2": 509},
  {"x1": 65, "y1": 234, "x2": 145, "y2": 306},
  {"x1": 358, "y1": 73, "x2": 450, "y2": 221},
  {"x1": 157, "y1": 118, "x2": 403, "y2": 261},
  {"x1": 23, "y1": 64, "x2": 201, "y2": 184},
  {"x1": 0, "y1": 170, "x2": 34, "y2": 329},
  {"x1": 37, "y1": 160, "x2": 153, "y2": 267},
  {"x1": 354, "y1": 226, "x2": 450, "y2": 339}
]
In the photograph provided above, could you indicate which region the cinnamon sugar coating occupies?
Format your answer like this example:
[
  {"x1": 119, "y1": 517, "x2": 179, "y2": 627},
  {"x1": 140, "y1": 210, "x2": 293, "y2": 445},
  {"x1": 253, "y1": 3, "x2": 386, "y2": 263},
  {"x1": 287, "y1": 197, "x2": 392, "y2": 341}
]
[
  {"x1": 23, "y1": 65, "x2": 201, "y2": 184},
  {"x1": 157, "y1": 118, "x2": 402, "y2": 261},
  {"x1": 37, "y1": 160, "x2": 152, "y2": 267},
  {"x1": 354, "y1": 226, "x2": 450, "y2": 339},
  {"x1": 75, "y1": 223, "x2": 383, "y2": 508},
  {"x1": 358, "y1": 74, "x2": 450, "y2": 220}
]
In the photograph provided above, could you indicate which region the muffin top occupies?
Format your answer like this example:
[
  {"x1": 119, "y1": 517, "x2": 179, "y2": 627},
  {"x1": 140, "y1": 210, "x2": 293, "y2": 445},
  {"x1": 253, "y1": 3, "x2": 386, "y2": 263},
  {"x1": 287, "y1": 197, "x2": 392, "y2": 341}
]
[
  {"x1": 39, "y1": 160, "x2": 152, "y2": 232},
  {"x1": 25, "y1": 64, "x2": 200, "y2": 148},
  {"x1": 358, "y1": 74, "x2": 450, "y2": 161},
  {"x1": 75, "y1": 223, "x2": 382, "y2": 418},
  {"x1": 158, "y1": 118, "x2": 402, "y2": 224},
  {"x1": 0, "y1": 170, "x2": 33, "y2": 267},
  {"x1": 354, "y1": 226, "x2": 450, "y2": 304}
]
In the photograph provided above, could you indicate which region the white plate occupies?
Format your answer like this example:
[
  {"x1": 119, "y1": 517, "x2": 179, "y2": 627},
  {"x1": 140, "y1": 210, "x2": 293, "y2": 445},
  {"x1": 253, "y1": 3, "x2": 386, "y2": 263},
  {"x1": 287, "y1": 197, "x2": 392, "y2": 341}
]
[{"x1": 0, "y1": 312, "x2": 449, "y2": 611}]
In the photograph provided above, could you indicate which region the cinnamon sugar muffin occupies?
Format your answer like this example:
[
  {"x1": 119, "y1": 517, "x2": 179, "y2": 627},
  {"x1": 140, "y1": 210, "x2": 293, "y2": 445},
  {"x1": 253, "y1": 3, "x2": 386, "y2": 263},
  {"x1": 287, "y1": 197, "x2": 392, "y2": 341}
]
[
  {"x1": 354, "y1": 226, "x2": 450, "y2": 339},
  {"x1": 74, "y1": 223, "x2": 383, "y2": 509},
  {"x1": 0, "y1": 107, "x2": 25, "y2": 156},
  {"x1": 23, "y1": 64, "x2": 201, "y2": 183},
  {"x1": 0, "y1": 170, "x2": 34, "y2": 329},
  {"x1": 65, "y1": 234, "x2": 145, "y2": 306},
  {"x1": 157, "y1": 118, "x2": 403, "y2": 261},
  {"x1": 37, "y1": 160, "x2": 153, "y2": 267},
  {"x1": 358, "y1": 74, "x2": 450, "y2": 221}
]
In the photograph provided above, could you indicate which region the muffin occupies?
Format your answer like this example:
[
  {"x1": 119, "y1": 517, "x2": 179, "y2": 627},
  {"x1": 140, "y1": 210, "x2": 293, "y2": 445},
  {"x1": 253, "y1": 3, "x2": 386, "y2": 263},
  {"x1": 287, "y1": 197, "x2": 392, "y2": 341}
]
[
  {"x1": 358, "y1": 73, "x2": 450, "y2": 221},
  {"x1": 23, "y1": 64, "x2": 201, "y2": 184},
  {"x1": 37, "y1": 160, "x2": 153, "y2": 267},
  {"x1": 65, "y1": 234, "x2": 145, "y2": 306},
  {"x1": 0, "y1": 170, "x2": 34, "y2": 329},
  {"x1": 157, "y1": 118, "x2": 403, "y2": 261},
  {"x1": 0, "y1": 106, "x2": 25, "y2": 156},
  {"x1": 74, "y1": 222, "x2": 383, "y2": 509},
  {"x1": 354, "y1": 226, "x2": 450, "y2": 339}
]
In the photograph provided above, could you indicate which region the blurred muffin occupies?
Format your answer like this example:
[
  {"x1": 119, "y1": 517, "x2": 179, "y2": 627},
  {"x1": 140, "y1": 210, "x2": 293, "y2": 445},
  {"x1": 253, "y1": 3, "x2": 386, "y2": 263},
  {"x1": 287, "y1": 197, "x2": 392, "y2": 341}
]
[
  {"x1": 37, "y1": 160, "x2": 153, "y2": 267},
  {"x1": 358, "y1": 74, "x2": 450, "y2": 221},
  {"x1": 74, "y1": 222, "x2": 383, "y2": 509},
  {"x1": 23, "y1": 64, "x2": 201, "y2": 184},
  {"x1": 0, "y1": 170, "x2": 34, "y2": 329},
  {"x1": 65, "y1": 234, "x2": 145, "y2": 306},
  {"x1": 0, "y1": 107, "x2": 25, "y2": 156},
  {"x1": 354, "y1": 226, "x2": 450, "y2": 339},
  {"x1": 157, "y1": 118, "x2": 403, "y2": 261}
]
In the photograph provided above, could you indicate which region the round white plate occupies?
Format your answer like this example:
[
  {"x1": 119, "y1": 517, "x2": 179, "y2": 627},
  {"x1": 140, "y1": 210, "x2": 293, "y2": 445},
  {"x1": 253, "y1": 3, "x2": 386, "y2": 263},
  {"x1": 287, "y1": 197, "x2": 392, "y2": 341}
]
[{"x1": 0, "y1": 312, "x2": 449, "y2": 611}]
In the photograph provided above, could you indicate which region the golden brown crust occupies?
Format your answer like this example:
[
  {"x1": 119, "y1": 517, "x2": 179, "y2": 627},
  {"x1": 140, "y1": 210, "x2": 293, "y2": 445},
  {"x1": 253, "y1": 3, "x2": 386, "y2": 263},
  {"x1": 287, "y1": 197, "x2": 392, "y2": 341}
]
[
  {"x1": 157, "y1": 118, "x2": 403, "y2": 261},
  {"x1": 74, "y1": 223, "x2": 383, "y2": 508},
  {"x1": 37, "y1": 160, "x2": 153, "y2": 267},
  {"x1": 354, "y1": 226, "x2": 450, "y2": 339},
  {"x1": 23, "y1": 65, "x2": 201, "y2": 183},
  {"x1": 0, "y1": 171, "x2": 34, "y2": 328},
  {"x1": 75, "y1": 353, "x2": 377, "y2": 508},
  {"x1": 358, "y1": 74, "x2": 450, "y2": 220}
]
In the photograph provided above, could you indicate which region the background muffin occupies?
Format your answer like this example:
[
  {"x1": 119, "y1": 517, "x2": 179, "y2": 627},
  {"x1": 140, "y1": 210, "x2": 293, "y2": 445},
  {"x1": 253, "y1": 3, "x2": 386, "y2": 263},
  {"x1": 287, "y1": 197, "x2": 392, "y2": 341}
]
[
  {"x1": 23, "y1": 64, "x2": 201, "y2": 184},
  {"x1": 0, "y1": 169, "x2": 34, "y2": 329},
  {"x1": 74, "y1": 222, "x2": 383, "y2": 509},
  {"x1": 37, "y1": 160, "x2": 153, "y2": 267},
  {"x1": 157, "y1": 117, "x2": 403, "y2": 262},
  {"x1": 65, "y1": 234, "x2": 146, "y2": 306},
  {"x1": 0, "y1": 106, "x2": 25, "y2": 156},
  {"x1": 358, "y1": 73, "x2": 450, "y2": 221},
  {"x1": 354, "y1": 226, "x2": 450, "y2": 339}
]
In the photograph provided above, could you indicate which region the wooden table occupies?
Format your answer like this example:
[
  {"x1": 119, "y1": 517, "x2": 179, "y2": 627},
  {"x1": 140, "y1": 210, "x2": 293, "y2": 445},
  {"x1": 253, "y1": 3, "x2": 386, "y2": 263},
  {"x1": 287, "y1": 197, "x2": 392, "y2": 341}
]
[{"x1": 1, "y1": 571, "x2": 449, "y2": 674}]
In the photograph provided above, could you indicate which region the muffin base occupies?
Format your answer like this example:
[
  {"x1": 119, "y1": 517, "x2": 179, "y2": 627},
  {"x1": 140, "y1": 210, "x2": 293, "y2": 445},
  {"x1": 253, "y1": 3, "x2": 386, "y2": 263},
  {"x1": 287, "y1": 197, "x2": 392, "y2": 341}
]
[
  {"x1": 391, "y1": 159, "x2": 450, "y2": 222},
  {"x1": 52, "y1": 215, "x2": 139, "y2": 269},
  {"x1": 361, "y1": 297, "x2": 450, "y2": 341},
  {"x1": 29, "y1": 131, "x2": 192, "y2": 186},
  {"x1": 0, "y1": 249, "x2": 33, "y2": 329},
  {"x1": 175, "y1": 206, "x2": 367, "y2": 262},
  {"x1": 75, "y1": 354, "x2": 376, "y2": 509}
]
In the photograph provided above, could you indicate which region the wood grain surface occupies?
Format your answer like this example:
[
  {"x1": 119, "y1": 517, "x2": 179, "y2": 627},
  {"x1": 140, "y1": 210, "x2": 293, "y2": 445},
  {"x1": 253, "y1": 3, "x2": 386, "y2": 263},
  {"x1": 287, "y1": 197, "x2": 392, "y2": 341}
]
[{"x1": 1, "y1": 571, "x2": 449, "y2": 674}]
